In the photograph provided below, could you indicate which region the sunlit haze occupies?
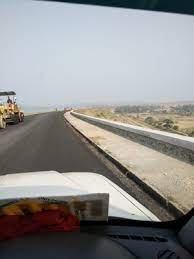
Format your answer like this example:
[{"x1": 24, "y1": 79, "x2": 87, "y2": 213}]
[{"x1": 0, "y1": 0, "x2": 194, "y2": 109}]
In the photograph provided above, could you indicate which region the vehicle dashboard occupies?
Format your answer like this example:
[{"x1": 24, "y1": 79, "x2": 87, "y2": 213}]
[{"x1": 0, "y1": 221, "x2": 193, "y2": 259}]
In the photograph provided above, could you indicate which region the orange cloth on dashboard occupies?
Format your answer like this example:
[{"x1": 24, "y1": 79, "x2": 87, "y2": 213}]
[{"x1": 0, "y1": 210, "x2": 80, "y2": 241}]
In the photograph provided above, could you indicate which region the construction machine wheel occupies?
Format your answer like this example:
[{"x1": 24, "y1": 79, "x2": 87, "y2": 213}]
[
  {"x1": 0, "y1": 115, "x2": 6, "y2": 129},
  {"x1": 20, "y1": 113, "x2": 24, "y2": 122},
  {"x1": 13, "y1": 115, "x2": 19, "y2": 125}
]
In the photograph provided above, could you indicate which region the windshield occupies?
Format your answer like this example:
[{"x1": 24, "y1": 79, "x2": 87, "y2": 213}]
[{"x1": 0, "y1": 0, "x2": 194, "y2": 223}]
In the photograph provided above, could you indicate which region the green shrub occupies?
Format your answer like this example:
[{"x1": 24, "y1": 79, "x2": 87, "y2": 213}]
[{"x1": 173, "y1": 125, "x2": 179, "y2": 130}]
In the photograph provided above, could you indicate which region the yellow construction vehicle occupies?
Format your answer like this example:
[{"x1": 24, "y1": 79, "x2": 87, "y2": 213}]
[
  {"x1": 0, "y1": 91, "x2": 24, "y2": 129},
  {"x1": 0, "y1": 103, "x2": 6, "y2": 129}
]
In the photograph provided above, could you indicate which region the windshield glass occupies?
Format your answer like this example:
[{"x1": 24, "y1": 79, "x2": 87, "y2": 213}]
[{"x1": 0, "y1": 0, "x2": 194, "y2": 223}]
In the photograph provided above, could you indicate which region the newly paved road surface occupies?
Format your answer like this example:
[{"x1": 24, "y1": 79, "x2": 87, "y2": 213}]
[
  {"x1": 0, "y1": 112, "x2": 174, "y2": 220},
  {"x1": 0, "y1": 112, "x2": 116, "y2": 176}
]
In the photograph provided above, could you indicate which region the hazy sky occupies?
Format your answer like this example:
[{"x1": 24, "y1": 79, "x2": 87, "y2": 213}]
[{"x1": 0, "y1": 0, "x2": 194, "y2": 107}]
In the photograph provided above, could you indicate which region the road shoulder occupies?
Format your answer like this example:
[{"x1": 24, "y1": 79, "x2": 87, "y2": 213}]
[{"x1": 65, "y1": 112, "x2": 194, "y2": 215}]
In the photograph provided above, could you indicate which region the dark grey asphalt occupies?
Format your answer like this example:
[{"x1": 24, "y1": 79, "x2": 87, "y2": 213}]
[
  {"x1": 0, "y1": 112, "x2": 175, "y2": 220},
  {"x1": 0, "y1": 112, "x2": 117, "y2": 176}
]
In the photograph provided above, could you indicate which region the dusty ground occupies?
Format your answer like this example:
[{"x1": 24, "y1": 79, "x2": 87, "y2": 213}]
[
  {"x1": 66, "y1": 112, "x2": 194, "y2": 213},
  {"x1": 78, "y1": 108, "x2": 194, "y2": 136}
]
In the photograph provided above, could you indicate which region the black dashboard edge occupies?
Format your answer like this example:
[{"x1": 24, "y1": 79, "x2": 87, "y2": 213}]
[{"x1": 81, "y1": 207, "x2": 194, "y2": 231}]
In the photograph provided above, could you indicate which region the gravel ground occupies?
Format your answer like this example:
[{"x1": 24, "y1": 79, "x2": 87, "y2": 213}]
[{"x1": 66, "y1": 113, "x2": 194, "y2": 214}]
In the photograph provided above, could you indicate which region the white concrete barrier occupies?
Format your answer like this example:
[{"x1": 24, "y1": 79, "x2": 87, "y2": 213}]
[{"x1": 71, "y1": 111, "x2": 194, "y2": 164}]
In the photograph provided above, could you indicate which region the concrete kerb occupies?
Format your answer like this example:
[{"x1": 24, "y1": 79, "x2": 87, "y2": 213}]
[
  {"x1": 64, "y1": 114, "x2": 184, "y2": 219},
  {"x1": 72, "y1": 112, "x2": 194, "y2": 165}
]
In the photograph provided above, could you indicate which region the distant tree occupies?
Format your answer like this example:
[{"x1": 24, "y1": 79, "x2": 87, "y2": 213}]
[
  {"x1": 144, "y1": 116, "x2": 155, "y2": 125},
  {"x1": 184, "y1": 128, "x2": 194, "y2": 137},
  {"x1": 173, "y1": 125, "x2": 179, "y2": 130},
  {"x1": 115, "y1": 105, "x2": 160, "y2": 114},
  {"x1": 171, "y1": 104, "x2": 194, "y2": 116},
  {"x1": 155, "y1": 120, "x2": 163, "y2": 128},
  {"x1": 189, "y1": 130, "x2": 194, "y2": 137},
  {"x1": 161, "y1": 110, "x2": 167, "y2": 114},
  {"x1": 162, "y1": 119, "x2": 174, "y2": 129}
]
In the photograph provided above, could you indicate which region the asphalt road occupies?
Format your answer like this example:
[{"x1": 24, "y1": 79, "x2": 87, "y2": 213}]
[
  {"x1": 0, "y1": 112, "x2": 117, "y2": 176},
  {"x1": 0, "y1": 112, "x2": 174, "y2": 220}
]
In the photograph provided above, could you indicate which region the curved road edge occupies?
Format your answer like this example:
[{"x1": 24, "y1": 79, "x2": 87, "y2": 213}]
[{"x1": 64, "y1": 112, "x2": 184, "y2": 219}]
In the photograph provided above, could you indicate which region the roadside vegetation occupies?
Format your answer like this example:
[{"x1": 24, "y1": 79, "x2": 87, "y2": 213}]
[{"x1": 77, "y1": 103, "x2": 194, "y2": 137}]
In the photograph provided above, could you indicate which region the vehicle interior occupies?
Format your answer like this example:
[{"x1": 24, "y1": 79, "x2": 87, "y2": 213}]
[
  {"x1": 1, "y1": 0, "x2": 194, "y2": 258},
  {"x1": 1, "y1": 209, "x2": 194, "y2": 258}
]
